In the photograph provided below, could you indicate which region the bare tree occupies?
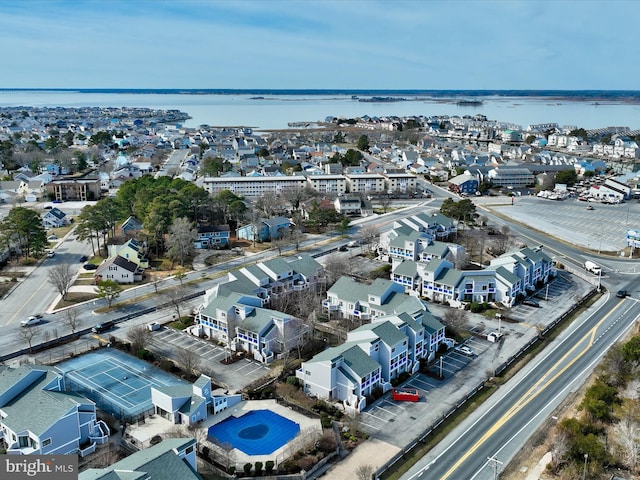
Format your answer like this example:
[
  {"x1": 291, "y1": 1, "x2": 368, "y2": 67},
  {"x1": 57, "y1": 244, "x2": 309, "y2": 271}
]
[
  {"x1": 176, "y1": 347, "x2": 200, "y2": 377},
  {"x1": 127, "y1": 325, "x2": 152, "y2": 353},
  {"x1": 549, "y1": 430, "x2": 569, "y2": 472},
  {"x1": 150, "y1": 272, "x2": 164, "y2": 293},
  {"x1": 443, "y1": 308, "x2": 469, "y2": 333},
  {"x1": 289, "y1": 227, "x2": 305, "y2": 251},
  {"x1": 63, "y1": 308, "x2": 81, "y2": 334},
  {"x1": 356, "y1": 464, "x2": 374, "y2": 480},
  {"x1": 165, "y1": 284, "x2": 187, "y2": 321},
  {"x1": 166, "y1": 217, "x2": 196, "y2": 267},
  {"x1": 611, "y1": 415, "x2": 640, "y2": 471},
  {"x1": 271, "y1": 233, "x2": 291, "y2": 256},
  {"x1": 359, "y1": 225, "x2": 380, "y2": 254},
  {"x1": 48, "y1": 263, "x2": 74, "y2": 300},
  {"x1": 19, "y1": 326, "x2": 39, "y2": 352},
  {"x1": 324, "y1": 256, "x2": 352, "y2": 286},
  {"x1": 379, "y1": 194, "x2": 392, "y2": 213}
]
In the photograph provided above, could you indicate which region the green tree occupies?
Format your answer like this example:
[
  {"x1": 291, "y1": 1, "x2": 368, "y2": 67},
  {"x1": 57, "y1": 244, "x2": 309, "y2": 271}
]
[
  {"x1": 439, "y1": 198, "x2": 477, "y2": 227},
  {"x1": 95, "y1": 280, "x2": 123, "y2": 308},
  {"x1": 201, "y1": 157, "x2": 231, "y2": 176},
  {"x1": 89, "y1": 131, "x2": 113, "y2": 147},
  {"x1": 333, "y1": 132, "x2": 345, "y2": 143},
  {"x1": 256, "y1": 147, "x2": 269, "y2": 157},
  {"x1": 73, "y1": 150, "x2": 88, "y2": 171},
  {"x1": 357, "y1": 134, "x2": 370, "y2": 152},
  {"x1": 0, "y1": 207, "x2": 47, "y2": 258},
  {"x1": 524, "y1": 135, "x2": 536, "y2": 144},
  {"x1": 579, "y1": 379, "x2": 620, "y2": 422},
  {"x1": 555, "y1": 170, "x2": 578, "y2": 186},
  {"x1": 342, "y1": 148, "x2": 363, "y2": 166}
]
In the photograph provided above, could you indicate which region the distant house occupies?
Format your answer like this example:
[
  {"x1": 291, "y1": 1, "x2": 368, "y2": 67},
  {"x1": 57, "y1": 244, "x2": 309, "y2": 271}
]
[
  {"x1": 121, "y1": 215, "x2": 144, "y2": 236},
  {"x1": 193, "y1": 225, "x2": 231, "y2": 249},
  {"x1": 94, "y1": 255, "x2": 143, "y2": 284},
  {"x1": 236, "y1": 216, "x2": 293, "y2": 242},
  {"x1": 0, "y1": 365, "x2": 109, "y2": 457},
  {"x1": 448, "y1": 173, "x2": 479, "y2": 194},
  {"x1": 334, "y1": 195, "x2": 363, "y2": 216},
  {"x1": 108, "y1": 239, "x2": 149, "y2": 269},
  {"x1": 79, "y1": 438, "x2": 200, "y2": 480},
  {"x1": 42, "y1": 207, "x2": 68, "y2": 229}
]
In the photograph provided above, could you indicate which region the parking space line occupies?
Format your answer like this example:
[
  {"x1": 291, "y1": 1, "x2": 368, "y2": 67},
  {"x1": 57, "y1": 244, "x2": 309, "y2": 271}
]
[
  {"x1": 361, "y1": 411, "x2": 390, "y2": 423},
  {"x1": 360, "y1": 420, "x2": 381, "y2": 431},
  {"x1": 411, "y1": 377, "x2": 436, "y2": 389}
]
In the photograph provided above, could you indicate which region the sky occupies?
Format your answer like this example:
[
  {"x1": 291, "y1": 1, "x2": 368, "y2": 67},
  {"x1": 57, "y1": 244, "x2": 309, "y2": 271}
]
[{"x1": 1, "y1": 0, "x2": 639, "y2": 90}]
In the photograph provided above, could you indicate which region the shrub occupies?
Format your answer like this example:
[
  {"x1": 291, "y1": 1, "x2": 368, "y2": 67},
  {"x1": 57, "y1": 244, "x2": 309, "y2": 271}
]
[
  {"x1": 254, "y1": 461, "x2": 263, "y2": 475},
  {"x1": 297, "y1": 456, "x2": 314, "y2": 471},
  {"x1": 318, "y1": 431, "x2": 337, "y2": 452},
  {"x1": 243, "y1": 463, "x2": 252, "y2": 475},
  {"x1": 265, "y1": 460, "x2": 275, "y2": 474},
  {"x1": 286, "y1": 376, "x2": 300, "y2": 387},
  {"x1": 321, "y1": 415, "x2": 332, "y2": 428}
]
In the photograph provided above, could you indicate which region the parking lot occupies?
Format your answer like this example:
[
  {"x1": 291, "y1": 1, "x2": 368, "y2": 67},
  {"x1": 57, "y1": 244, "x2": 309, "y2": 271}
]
[
  {"x1": 146, "y1": 327, "x2": 270, "y2": 392},
  {"x1": 358, "y1": 270, "x2": 592, "y2": 448}
]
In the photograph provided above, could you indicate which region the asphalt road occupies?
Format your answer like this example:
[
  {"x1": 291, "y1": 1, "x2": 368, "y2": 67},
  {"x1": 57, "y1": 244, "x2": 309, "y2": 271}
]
[{"x1": 401, "y1": 293, "x2": 640, "y2": 480}]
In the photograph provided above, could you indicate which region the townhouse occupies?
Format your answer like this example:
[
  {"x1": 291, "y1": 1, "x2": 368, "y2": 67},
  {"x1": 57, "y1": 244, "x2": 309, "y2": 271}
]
[
  {"x1": 0, "y1": 365, "x2": 109, "y2": 457},
  {"x1": 345, "y1": 173, "x2": 386, "y2": 193},
  {"x1": 201, "y1": 174, "x2": 306, "y2": 197},
  {"x1": 193, "y1": 255, "x2": 323, "y2": 362},
  {"x1": 383, "y1": 172, "x2": 418, "y2": 193},
  {"x1": 79, "y1": 438, "x2": 200, "y2": 480},
  {"x1": 297, "y1": 308, "x2": 445, "y2": 412},
  {"x1": 305, "y1": 174, "x2": 348, "y2": 194}
]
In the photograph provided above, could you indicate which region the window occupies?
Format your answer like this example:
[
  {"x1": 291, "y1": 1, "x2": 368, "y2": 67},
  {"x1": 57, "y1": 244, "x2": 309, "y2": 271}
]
[
  {"x1": 42, "y1": 438, "x2": 52, "y2": 447},
  {"x1": 185, "y1": 445, "x2": 194, "y2": 454}
]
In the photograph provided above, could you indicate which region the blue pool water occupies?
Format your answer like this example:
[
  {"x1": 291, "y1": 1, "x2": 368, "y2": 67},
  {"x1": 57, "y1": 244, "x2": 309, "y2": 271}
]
[{"x1": 208, "y1": 409, "x2": 300, "y2": 455}]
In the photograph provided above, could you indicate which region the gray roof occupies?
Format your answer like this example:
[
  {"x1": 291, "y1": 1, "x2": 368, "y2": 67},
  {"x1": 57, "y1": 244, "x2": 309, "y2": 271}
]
[
  {"x1": 421, "y1": 311, "x2": 445, "y2": 334},
  {"x1": 352, "y1": 320, "x2": 407, "y2": 347},
  {"x1": 495, "y1": 266, "x2": 520, "y2": 285},
  {"x1": 287, "y1": 254, "x2": 322, "y2": 279},
  {"x1": 392, "y1": 260, "x2": 418, "y2": 277},
  {"x1": 79, "y1": 438, "x2": 200, "y2": 480},
  {"x1": 0, "y1": 365, "x2": 93, "y2": 437}
]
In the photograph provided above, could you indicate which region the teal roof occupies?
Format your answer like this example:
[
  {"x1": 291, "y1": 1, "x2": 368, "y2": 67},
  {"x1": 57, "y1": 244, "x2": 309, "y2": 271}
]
[
  {"x1": 0, "y1": 366, "x2": 93, "y2": 437},
  {"x1": 370, "y1": 321, "x2": 407, "y2": 347},
  {"x1": 287, "y1": 254, "x2": 322, "y2": 278},
  {"x1": 435, "y1": 267, "x2": 463, "y2": 287},
  {"x1": 79, "y1": 438, "x2": 200, "y2": 480},
  {"x1": 421, "y1": 312, "x2": 445, "y2": 334},
  {"x1": 422, "y1": 241, "x2": 450, "y2": 257},
  {"x1": 495, "y1": 266, "x2": 520, "y2": 285},
  {"x1": 393, "y1": 260, "x2": 418, "y2": 277},
  {"x1": 341, "y1": 345, "x2": 381, "y2": 378}
]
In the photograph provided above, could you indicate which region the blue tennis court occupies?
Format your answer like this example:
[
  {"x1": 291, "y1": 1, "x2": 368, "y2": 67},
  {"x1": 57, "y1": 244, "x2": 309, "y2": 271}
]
[{"x1": 56, "y1": 348, "x2": 188, "y2": 421}]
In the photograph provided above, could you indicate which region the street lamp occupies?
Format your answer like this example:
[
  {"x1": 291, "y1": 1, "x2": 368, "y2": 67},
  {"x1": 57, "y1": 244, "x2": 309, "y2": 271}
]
[{"x1": 582, "y1": 453, "x2": 588, "y2": 480}]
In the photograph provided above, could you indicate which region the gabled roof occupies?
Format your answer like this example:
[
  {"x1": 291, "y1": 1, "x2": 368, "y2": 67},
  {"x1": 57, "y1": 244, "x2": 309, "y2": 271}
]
[{"x1": 79, "y1": 438, "x2": 200, "y2": 480}]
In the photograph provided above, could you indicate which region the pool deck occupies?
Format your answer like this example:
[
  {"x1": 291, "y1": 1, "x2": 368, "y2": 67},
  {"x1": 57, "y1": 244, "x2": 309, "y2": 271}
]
[{"x1": 125, "y1": 399, "x2": 323, "y2": 468}]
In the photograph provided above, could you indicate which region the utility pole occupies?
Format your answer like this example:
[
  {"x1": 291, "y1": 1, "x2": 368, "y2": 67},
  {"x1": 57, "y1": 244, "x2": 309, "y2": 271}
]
[{"x1": 487, "y1": 456, "x2": 503, "y2": 480}]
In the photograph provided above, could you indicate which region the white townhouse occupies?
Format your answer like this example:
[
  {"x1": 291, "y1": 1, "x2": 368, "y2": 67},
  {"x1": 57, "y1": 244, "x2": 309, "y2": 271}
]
[
  {"x1": 345, "y1": 173, "x2": 386, "y2": 193},
  {"x1": 305, "y1": 174, "x2": 348, "y2": 194},
  {"x1": 297, "y1": 311, "x2": 445, "y2": 412},
  {"x1": 42, "y1": 207, "x2": 68, "y2": 229},
  {"x1": 380, "y1": 212, "x2": 457, "y2": 253},
  {"x1": 323, "y1": 277, "x2": 429, "y2": 323},
  {"x1": 383, "y1": 172, "x2": 418, "y2": 193},
  {"x1": 0, "y1": 365, "x2": 109, "y2": 457},
  {"x1": 197, "y1": 290, "x2": 303, "y2": 364},
  {"x1": 392, "y1": 257, "x2": 524, "y2": 309},
  {"x1": 201, "y1": 174, "x2": 306, "y2": 197},
  {"x1": 297, "y1": 342, "x2": 382, "y2": 412},
  {"x1": 193, "y1": 255, "x2": 323, "y2": 362},
  {"x1": 490, "y1": 246, "x2": 554, "y2": 295}
]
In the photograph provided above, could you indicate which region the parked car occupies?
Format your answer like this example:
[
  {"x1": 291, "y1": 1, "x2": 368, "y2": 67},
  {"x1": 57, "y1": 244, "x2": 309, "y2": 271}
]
[
  {"x1": 522, "y1": 299, "x2": 540, "y2": 307},
  {"x1": 586, "y1": 205, "x2": 594, "y2": 210},
  {"x1": 83, "y1": 263, "x2": 98, "y2": 270},
  {"x1": 21, "y1": 315, "x2": 43, "y2": 327},
  {"x1": 338, "y1": 245, "x2": 348, "y2": 252},
  {"x1": 616, "y1": 290, "x2": 628, "y2": 298},
  {"x1": 46, "y1": 250, "x2": 55, "y2": 258},
  {"x1": 92, "y1": 321, "x2": 115, "y2": 334},
  {"x1": 456, "y1": 345, "x2": 475, "y2": 356},
  {"x1": 47, "y1": 234, "x2": 58, "y2": 241},
  {"x1": 79, "y1": 255, "x2": 88, "y2": 262}
]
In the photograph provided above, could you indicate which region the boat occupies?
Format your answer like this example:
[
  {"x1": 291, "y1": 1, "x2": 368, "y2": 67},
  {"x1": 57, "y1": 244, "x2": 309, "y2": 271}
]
[{"x1": 391, "y1": 387, "x2": 420, "y2": 402}]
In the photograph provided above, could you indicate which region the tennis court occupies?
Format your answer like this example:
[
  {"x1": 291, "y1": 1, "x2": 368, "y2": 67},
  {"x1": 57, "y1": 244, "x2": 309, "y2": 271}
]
[{"x1": 56, "y1": 348, "x2": 188, "y2": 422}]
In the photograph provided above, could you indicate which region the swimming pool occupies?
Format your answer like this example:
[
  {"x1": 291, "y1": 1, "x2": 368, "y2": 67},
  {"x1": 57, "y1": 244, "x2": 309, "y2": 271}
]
[{"x1": 208, "y1": 409, "x2": 300, "y2": 455}]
